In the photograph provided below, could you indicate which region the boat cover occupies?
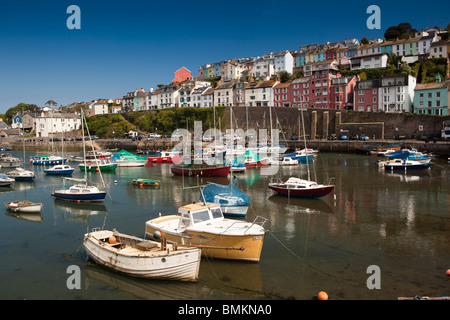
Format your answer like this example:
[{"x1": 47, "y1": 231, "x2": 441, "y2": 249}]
[
  {"x1": 202, "y1": 182, "x2": 250, "y2": 206},
  {"x1": 111, "y1": 149, "x2": 147, "y2": 162}
]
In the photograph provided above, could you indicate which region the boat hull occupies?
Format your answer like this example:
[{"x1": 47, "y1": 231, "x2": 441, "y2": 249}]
[
  {"x1": 384, "y1": 163, "x2": 430, "y2": 171},
  {"x1": 52, "y1": 190, "x2": 107, "y2": 202},
  {"x1": 147, "y1": 156, "x2": 173, "y2": 163},
  {"x1": 78, "y1": 164, "x2": 117, "y2": 172},
  {"x1": 268, "y1": 184, "x2": 334, "y2": 198},
  {"x1": 0, "y1": 162, "x2": 21, "y2": 168},
  {"x1": 221, "y1": 205, "x2": 249, "y2": 217},
  {"x1": 5, "y1": 201, "x2": 43, "y2": 213},
  {"x1": 83, "y1": 230, "x2": 201, "y2": 281},
  {"x1": 171, "y1": 165, "x2": 230, "y2": 177},
  {"x1": 44, "y1": 169, "x2": 74, "y2": 175},
  {"x1": 132, "y1": 179, "x2": 160, "y2": 186},
  {"x1": 145, "y1": 216, "x2": 264, "y2": 262}
]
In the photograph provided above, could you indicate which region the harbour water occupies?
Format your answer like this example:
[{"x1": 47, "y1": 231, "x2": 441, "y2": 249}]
[{"x1": 0, "y1": 150, "x2": 449, "y2": 300}]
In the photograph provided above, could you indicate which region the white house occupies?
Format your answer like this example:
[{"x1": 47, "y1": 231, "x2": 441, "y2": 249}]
[
  {"x1": 201, "y1": 87, "x2": 214, "y2": 108},
  {"x1": 349, "y1": 53, "x2": 388, "y2": 70},
  {"x1": 378, "y1": 74, "x2": 416, "y2": 113},
  {"x1": 214, "y1": 82, "x2": 235, "y2": 107},
  {"x1": 250, "y1": 58, "x2": 275, "y2": 80},
  {"x1": 245, "y1": 80, "x2": 277, "y2": 107},
  {"x1": 89, "y1": 99, "x2": 110, "y2": 115},
  {"x1": 155, "y1": 85, "x2": 180, "y2": 109},
  {"x1": 34, "y1": 111, "x2": 81, "y2": 138},
  {"x1": 274, "y1": 50, "x2": 294, "y2": 74}
]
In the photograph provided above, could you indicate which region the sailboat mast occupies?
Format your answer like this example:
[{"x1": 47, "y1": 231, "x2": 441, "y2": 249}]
[
  {"x1": 300, "y1": 105, "x2": 311, "y2": 181},
  {"x1": 81, "y1": 110, "x2": 88, "y2": 184}
]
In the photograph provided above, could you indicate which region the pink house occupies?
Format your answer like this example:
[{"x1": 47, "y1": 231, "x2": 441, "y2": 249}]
[
  {"x1": 173, "y1": 67, "x2": 192, "y2": 83},
  {"x1": 353, "y1": 79, "x2": 380, "y2": 112},
  {"x1": 330, "y1": 75, "x2": 360, "y2": 109},
  {"x1": 274, "y1": 83, "x2": 294, "y2": 107}
]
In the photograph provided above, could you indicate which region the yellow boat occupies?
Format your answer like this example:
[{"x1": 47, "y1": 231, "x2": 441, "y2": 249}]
[{"x1": 145, "y1": 202, "x2": 267, "y2": 262}]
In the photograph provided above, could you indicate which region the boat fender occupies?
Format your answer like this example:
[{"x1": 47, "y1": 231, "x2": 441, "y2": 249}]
[{"x1": 153, "y1": 230, "x2": 161, "y2": 239}]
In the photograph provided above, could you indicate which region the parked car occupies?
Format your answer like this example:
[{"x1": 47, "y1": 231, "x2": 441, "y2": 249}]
[
  {"x1": 147, "y1": 133, "x2": 161, "y2": 140},
  {"x1": 327, "y1": 134, "x2": 337, "y2": 140},
  {"x1": 339, "y1": 135, "x2": 348, "y2": 140},
  {"x1": 291, "y1": 135, "x2": 298, "y2": 140},
  {"x1": 359, "y1": 135, "x2": 370, "y2": 141}
]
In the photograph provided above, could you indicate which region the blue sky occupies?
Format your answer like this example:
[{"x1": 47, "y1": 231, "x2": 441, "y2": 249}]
[{"x1": 0, "y1": 0, "x2": 449, "y2": 113}]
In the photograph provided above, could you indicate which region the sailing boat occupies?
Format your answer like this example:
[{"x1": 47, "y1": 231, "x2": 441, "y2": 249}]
[
  {"x1": 201, "y1": 107, "x2": 251, "y2": 217},
  {"x1": 268, "y1": 106, "x2": 334, "y2": 198},
  {"x1": 52, "y1": 110, "x2": 107, "y2": 202}
]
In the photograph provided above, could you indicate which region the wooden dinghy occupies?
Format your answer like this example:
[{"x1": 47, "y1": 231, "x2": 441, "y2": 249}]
[
  {"x1": 132, "y1": 178, "x2": 160, "y2": 187},
  {"x1": 5, "y1": 200, "x2": 43, "y2": 213},
  {"x1": 83, "y1": 229, "x2": 201, "y2": 281}
]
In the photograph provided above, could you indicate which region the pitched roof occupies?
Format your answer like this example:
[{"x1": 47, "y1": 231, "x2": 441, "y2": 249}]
[{"x1": 415, "y1": 80, "x2": 449, "y2": 91}]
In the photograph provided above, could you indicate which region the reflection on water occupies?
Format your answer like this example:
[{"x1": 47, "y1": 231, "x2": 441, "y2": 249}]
[{"x1": 0, "y1": 151, "x2": 449, "y2": 300}]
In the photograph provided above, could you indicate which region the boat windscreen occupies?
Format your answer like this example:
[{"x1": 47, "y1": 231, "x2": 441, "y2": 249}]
[
  {"x1": 192, "y1": 209, "x2": 210, "y2": 224},
  {"x1": 211, "y1": 207, "x2": 223, "y2": 219}
]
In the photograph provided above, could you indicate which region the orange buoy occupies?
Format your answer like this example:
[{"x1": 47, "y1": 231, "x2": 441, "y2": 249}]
[
  {"x1": 318, "y1": 291, "x2": 328, "y2": 300},
  {"x1": 108, "y1": 236, "x2": 116, "y2": 244},
  {"x1": 446, "y1": 269, "x2": 450, "y2": 276}
]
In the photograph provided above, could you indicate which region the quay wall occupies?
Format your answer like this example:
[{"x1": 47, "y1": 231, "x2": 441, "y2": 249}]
[{"x1": 4, "y1": 107, "x2": 450, "y2": 157}]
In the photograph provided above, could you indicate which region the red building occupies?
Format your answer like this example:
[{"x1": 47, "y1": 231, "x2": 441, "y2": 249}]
[
  {"x1": 274, "y1": 83, "x2": 293, "y2": 107},
  {"x1": 330, "y1": 75, "x2": 360, "y2": 109},
  {"x1": 173, "y1": 67, "x2": 192, "y2": 83},
  {"x1": 353, "y1": 79, "x2": 380, "y2": 112}
]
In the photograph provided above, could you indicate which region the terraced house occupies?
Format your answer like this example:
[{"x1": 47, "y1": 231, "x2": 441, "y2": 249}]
[{"x1": 413, "y1": 77, "x2": 449, "y2": 115}]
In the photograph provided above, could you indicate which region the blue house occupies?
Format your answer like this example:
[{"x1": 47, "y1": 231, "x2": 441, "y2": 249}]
[{"x1": 413, "y1": 76, "x2": 449, "y2": 116}]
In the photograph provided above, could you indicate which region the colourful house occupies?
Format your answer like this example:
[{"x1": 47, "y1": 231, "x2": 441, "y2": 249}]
[
  {"x1": 414, "y1": 78, "x2": 449, "y2": 115},
  {"x1": 173, "y1": 67, "x2": 192, "y2": 83}
]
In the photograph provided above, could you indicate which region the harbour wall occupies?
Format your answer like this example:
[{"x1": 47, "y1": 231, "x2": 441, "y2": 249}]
[{"x1": 4, "y1": 107, "x2": 450, "y2": 157}]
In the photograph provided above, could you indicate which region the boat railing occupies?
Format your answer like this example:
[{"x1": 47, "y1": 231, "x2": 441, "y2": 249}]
[
  {"x1": 326, "y1": 177, "x2": 335, "y2": 185},
  {"x1": 244, "y1": 216, "x2": 268, "y2": 234}
]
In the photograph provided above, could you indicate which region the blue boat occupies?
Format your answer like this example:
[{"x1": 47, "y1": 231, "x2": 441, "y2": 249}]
[
  {"x1": 52, "y1": 182, "x2": 107, "y2": 202},
  {"x1": 44, "y1": 164, "x2": 74, "y2": 175},
  {"x1": 31, "y1": 155, "x2": 67, "y2": 165},
  {"x1": 279, "y1": 151, "x2": 314, "y2": 163},
  {"x1": 202, "y1": 182, "x2": 250, "y2": 217}
]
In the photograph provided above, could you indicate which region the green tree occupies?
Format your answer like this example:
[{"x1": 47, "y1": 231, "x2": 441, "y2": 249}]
[{"x1": 361, "y1": 36, "x2": 369, "y2": 45}]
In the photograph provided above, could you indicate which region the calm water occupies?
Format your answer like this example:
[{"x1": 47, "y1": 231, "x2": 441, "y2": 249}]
[{"x1": 0, "y1": 150, "x2": 449, "y2": 300}]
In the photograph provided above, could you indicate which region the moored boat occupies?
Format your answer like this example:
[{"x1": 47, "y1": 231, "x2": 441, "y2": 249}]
[
  {"x1": 202, "y1": 182, "x2": 250, "y2": 217},
  {"x1": 171, "y1": 164, "x2": 230, "y2": 177},
  {"x1": 0, "y1": 154, "x2": 21, "y2": 168},
  {"x1": 30, "y1": 155, "x2": 66, "y2": 165},
  {"x1": 52, "y1": 182, "x2": 107, "y2": 202},
  {"x1": 384, "y1": 158, "x2": 430, "y2": 171},
  {"x1": 83, "y1": 228, "x2": 201, "y2": 281},
  {"x1": 6, "y1": 168, "x2": 36, "y2": 181},
  {"x1": 78, "y1": 159, "x2": 117, "y2": 172},
  {"x1": 5, "y1": 200, "x2": 43, "y2": 213},
  {"x1": 44, "y1": 164, "x2": 75, "y2": 175},
  {"x1": 147, "y1": 150, "x2": 180, "y2": 164},
  {"x1": 268, "y1": 177, "x2": 335, "y2": 198},
  {"x1": 132, "y1": 178, "x2": 160, "y2": 186},
  {"x1": 145, "y1": 202, "x2": 267, "y2": 262},
  {"x1": 0, "y1": 174, "x2": 15, "y2": 187}
]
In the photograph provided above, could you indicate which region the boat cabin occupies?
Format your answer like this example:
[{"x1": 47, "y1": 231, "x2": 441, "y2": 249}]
[
  {"x1": 177, "y1": 202, "x2": 223, "y2": 230},
  {"x1": 284, "y1": 177, "x2": 319, "y2": 188}
]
